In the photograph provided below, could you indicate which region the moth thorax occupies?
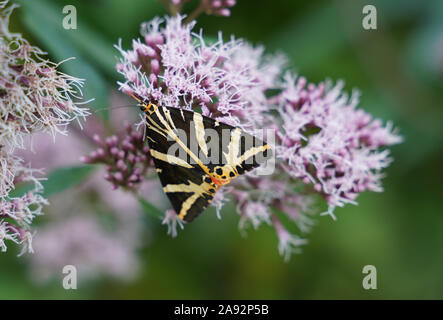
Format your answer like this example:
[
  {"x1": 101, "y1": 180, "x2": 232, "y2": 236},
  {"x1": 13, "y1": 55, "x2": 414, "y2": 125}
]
[
  {"x1": 141, "y1": 102, "x2": 157, "y2": 115},
  {"x1": 210, "y1": 165, "x2": 235, "y2": 186}
]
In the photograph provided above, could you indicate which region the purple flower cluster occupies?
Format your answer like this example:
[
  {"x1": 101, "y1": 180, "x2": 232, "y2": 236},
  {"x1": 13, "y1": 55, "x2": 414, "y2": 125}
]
[
  {"x1": 0, "y1": 189, "x2": 47, "y2": 254},
  {"x1": 0, "y1": 1, "x2": 87, "y2": 254},
  {"x1": 0, "y1": 7, "x2": 87, "y2": 149},
  {"x1": 166, "y1": 0, "x2": 236, "y2": 17},
  {"x1": 198, "y1": 0, "x2": 237, "y2": 17},
  {"x1": 25, "y1": 110, "x2": 146, "y2": 282},
  {"x1": 108, "y1": 15, "x2": 401, "y2": 259},
  {"x1": 81, "y1": 124, "x2": 151, "y2": 190},
  {"x1": 30, "y1": 214, "x2": 140, "y2": 282},
  {"x1": 275, "y1": 74, "x2": 402, "y2": 217},
  {"x1": 116, "y1": 15, "x2": 283, "y2": 132},
  {"x1": 0, "y1": 149, "x2": 48, "y2": 254}
]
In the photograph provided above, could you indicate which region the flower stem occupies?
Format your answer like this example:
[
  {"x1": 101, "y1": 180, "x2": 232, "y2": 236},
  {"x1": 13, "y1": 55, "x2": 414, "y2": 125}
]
[{"x1": 184, "y1": 1, "x2": 206, "y2": 24}]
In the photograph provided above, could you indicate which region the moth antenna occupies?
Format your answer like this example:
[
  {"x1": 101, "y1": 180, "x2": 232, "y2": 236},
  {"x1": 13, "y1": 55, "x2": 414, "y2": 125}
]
[
  {"x1": 126, "y1": 91, "x2": 145, "y2": 104},
  {"x1": 92, "y1": 104, "x2": 137, "y2": 114}
]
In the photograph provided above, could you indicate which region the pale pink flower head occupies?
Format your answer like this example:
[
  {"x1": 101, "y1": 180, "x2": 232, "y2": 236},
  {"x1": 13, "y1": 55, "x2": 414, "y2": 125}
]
[
  {"x1": 116, "y1": 15, "x2": 283, "y2": 131},
  {"x1": 30, "y1": 215, "x2": 140, "y2": 283},
  {"x1": 273, "y1": 215, "x2": 307, "y2": 262},
  {"x1": 276, "y1": 74, "x2": 402, "y2": 217},
  {"x1": 106, "y1": 13, "x2": 403, "y2": 262},
  {"x1": 82, "y1": 125, "x2": 151, "y2": 190},
  {"x1": 162, "y1": 208, "x2": 184, "y2": 238},
  {"x1": 0, "y1": 1, "x2": 88, "y2": 254},
  {"x1": 0, "y1": 150, "x2": 47, "y2": 255},
  {"x1": 0, "y1": 2, "x2": 88, "y2": 150},
  {"x1": 202, "y1": 0, "x2": 237, "y2": 17},
  {"x1": 165, "y1": 0, "x2": 237, "y2": 17}
]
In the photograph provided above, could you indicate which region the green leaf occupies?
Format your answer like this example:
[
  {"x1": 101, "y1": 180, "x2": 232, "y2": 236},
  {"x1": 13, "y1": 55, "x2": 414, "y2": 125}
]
[
  {"x1": 268, "y1": 3, "x2": 346, "y2": 73},
  {"x1": 70, "y1": 0, "x2": 164, "y2": 45},
  {"x1": 8, "y1": 165, "x2": 95, "y2": 198},
  {"x1": 18, "y1": 0, "x2": 116, "y2": 76},
  {"x1": 18, "y1": 0, "x2": 110, "y2": 120},
  {"x1": 203, "y1": 36, "x2": 218, "y2": 46},
  {"x1": 42, "y1": 165, "x2": 95, "y2": 196},
  {"x1": 138, "y1": 197, "x2": 164, "y2": 220},
  {"x1": 7, "y1": 183, "x2": 33, "y2": 198},
  {"x1": 65, "y1": 25, "x2": 116, "y2": 76}
]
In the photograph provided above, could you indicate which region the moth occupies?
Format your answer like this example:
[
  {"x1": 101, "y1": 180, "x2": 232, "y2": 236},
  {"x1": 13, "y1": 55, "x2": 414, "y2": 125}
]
[{"x1": 129, "y1": 93, "x2": 271, "y2": 222}]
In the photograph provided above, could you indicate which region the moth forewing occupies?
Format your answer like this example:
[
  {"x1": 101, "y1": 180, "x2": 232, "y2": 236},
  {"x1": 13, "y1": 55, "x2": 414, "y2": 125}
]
[{"x1": 140, "y1": 99, "x2": 272, "y2": 222}]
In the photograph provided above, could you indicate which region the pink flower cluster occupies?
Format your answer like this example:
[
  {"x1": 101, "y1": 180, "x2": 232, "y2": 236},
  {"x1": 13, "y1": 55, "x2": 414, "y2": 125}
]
[
  {"x1": 107, "y1": 15, "x2": 402, "y2": 259},
  {"x1": 116, "y1": 15, "x2": 284, "y2": 132},
  {"x1": 30, "y1": 214, "x2": 140, "y2": 283},
  {"x1": 167, "y1": 0, "x2": 236, "y2": 17},
  {"x1": 26, "y1": 106, "x2": 148, "y2": 282},
  {"x1": 0, "y1": 1, "x2": 87, "y2": 254},
  {"x1": 276, "y1": 74, "x2": 402, "y2": 217},
  {"x1": 82, "y1": 125, "x2": 151, "y2": 190}
]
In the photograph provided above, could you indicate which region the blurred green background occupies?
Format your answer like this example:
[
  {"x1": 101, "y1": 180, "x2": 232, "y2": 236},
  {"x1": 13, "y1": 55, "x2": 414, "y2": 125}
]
[{"x1": 2, "y1": 0, "x2": 443, "y2": 299}]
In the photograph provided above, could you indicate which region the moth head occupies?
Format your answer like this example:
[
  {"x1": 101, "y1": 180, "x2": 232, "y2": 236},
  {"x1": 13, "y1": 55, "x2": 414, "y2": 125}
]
[
  {"x1": 140, "y1": 102, "x2": 157, "y2": 114},
  {"x1": 210, "y1": 166, "x2": 234, "y2": 186}
]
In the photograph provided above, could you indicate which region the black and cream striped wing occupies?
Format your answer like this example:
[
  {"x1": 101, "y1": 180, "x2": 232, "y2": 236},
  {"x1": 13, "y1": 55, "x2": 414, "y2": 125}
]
[
  {"x1": 144, "y1": 104, "x2": 271, "y2": 222},
  {"x1": 145, "y1": 107, "x2": 217, "y2": 222},
  {"x1": 150, "y1": 106, "x2": 270, "y2": 179}
]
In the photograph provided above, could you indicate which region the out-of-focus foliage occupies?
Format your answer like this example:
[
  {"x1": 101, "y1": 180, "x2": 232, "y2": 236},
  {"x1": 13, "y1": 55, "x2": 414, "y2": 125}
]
[{"x1": 1, "y1": 0, "x2": 442, "y2": 299}]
